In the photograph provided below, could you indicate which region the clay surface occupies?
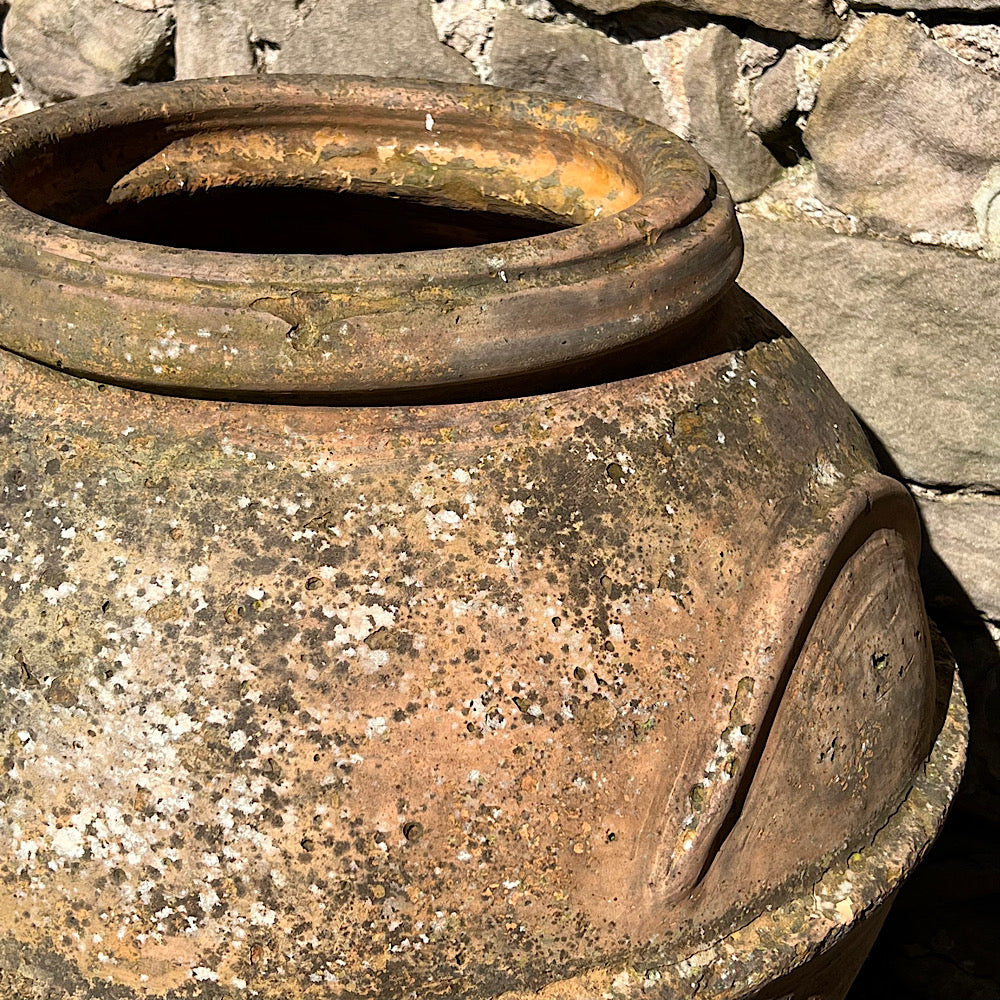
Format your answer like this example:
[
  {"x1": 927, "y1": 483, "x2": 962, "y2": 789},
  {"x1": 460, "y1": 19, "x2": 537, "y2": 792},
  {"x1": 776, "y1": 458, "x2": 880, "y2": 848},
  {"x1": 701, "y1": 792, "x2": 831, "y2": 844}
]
[{"x1": 0, "y1": 78, "x2": 965, "y2": 999}]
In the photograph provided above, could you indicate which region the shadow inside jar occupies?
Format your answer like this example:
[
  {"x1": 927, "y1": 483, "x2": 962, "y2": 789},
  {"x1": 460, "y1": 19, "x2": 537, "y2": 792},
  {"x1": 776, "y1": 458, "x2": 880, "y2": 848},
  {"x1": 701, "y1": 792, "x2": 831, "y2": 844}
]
[{"x1": 85, "y1": 186, "x2": 570, "y2": 255}]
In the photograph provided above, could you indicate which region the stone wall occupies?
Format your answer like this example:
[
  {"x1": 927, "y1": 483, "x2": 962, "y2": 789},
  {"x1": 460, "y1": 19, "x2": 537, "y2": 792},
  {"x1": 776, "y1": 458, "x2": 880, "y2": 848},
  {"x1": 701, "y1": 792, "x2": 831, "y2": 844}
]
[{"x1": 0, "y1": 2, "x2": 997, "y2": 993}]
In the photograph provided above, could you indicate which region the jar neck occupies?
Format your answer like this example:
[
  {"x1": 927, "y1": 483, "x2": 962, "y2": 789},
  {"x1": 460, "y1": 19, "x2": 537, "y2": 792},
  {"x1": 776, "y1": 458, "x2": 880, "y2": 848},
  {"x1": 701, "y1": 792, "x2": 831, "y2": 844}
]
[{"x1": 0, "y1": 77, "x2": 741, "y2": 402}]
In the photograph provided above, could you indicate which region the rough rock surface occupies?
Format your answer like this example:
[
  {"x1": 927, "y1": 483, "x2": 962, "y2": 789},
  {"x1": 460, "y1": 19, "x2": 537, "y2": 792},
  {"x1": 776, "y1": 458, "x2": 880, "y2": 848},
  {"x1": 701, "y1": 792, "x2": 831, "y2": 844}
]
[
  {"x1": 917, "y1": 495, "x2": 1000, "y2": 622},
  {"x1": 804, "y1": 15, "x2": 1000, "y2": 240},
  {"x1": 973, "y1": 164, "x2": 1000, "y2": 258},
  {"x1": 172, "y1": 0, "x2": 252, "y2": 76},
  {"x1": 683, "y1": 25, "x2": 781, "y2": 202},
  {"x1": 431, "y1": 0, "x2": 501, "y2": 79},
  {"x1": 175, "y1": 0, "x2": 476, "y2": 82},
  {"x1": 931, "y1": 22, "x2": 1000, "y2": 80},
  {"x1": 1, "y1": 0, "x2": 174, "y2": 101},
  {"x1": 633, "y1": 31, "x2": 698, "y2": 137},
  {"x1": 490, "y1": 9, "x2": 667, "y2": 124},
  {"x1": 566, "y1": 0, "x2": 843, "y2": 40},
  {"x1": 737, "y1": 215, "x2": 1000, "y2": 489},
  {"x1": 749, "y1": 48, "x2": 798, "y2": 137}
]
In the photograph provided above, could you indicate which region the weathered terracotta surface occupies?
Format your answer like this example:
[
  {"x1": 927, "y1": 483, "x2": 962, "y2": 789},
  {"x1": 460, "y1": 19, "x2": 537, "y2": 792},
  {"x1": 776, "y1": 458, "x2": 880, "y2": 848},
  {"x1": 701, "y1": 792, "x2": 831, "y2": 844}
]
[
  {"x1": 0, "y1": 79, "x2": 965, "y2": 998},
  {"x1": 0, "y1": 77, "x2": 731, "y2": 401}
]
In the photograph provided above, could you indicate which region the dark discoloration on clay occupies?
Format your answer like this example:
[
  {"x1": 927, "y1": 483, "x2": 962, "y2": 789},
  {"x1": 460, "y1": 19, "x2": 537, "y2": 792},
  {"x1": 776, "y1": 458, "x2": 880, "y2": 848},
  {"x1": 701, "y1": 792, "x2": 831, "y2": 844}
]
[{"x1": 0, "y1": 78, "x2": 965, "y2": 998}]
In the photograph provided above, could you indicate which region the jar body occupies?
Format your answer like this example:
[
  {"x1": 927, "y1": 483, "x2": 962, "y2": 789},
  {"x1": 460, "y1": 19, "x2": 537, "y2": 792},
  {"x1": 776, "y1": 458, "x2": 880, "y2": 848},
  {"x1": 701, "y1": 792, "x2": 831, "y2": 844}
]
[{"x1": 0, "y1": 288, "x2": 954, "y2": 999}]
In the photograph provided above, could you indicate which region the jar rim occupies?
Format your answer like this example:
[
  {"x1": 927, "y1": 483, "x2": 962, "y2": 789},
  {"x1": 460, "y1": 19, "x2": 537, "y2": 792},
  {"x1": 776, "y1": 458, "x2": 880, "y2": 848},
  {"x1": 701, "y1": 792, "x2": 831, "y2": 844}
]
[{"x1": 0, "y1": 76, "x2": 742, "y2": 402}]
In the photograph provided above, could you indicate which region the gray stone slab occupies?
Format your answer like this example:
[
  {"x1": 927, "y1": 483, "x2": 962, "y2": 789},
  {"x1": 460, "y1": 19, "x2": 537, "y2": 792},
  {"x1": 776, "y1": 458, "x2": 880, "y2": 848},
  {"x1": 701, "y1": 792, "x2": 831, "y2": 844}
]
[
  {"x1": 918, "y1": 494, "x2": 1000, "y2": 623},
  {"x1": 737, "y1": 215, "x2": 1000, "y2": 490},
  {"x1": 490, "y1": 10, "x2": 667, "y2": 126},
  {"x1": 2, "y1": 0, "x2": 173, "y2": 101},
  {"x1": 175, "y1": 0, "x2": 476, "y2": 82},
  {"x1": 804, "y1": 15, "x2": 1000, "y2": 241},
  {"x1": 568, "y1": 0, "x2": 842, "y2": 40},
  {"x1": 749, "y1": 49, "x2": 798, "y2": 138},
  {"x1": 174, "y1": 0, "x2": 254, "y2": 78},
  {"x1": 683, "y1": 25, "x2": 781, "y2": 203}
]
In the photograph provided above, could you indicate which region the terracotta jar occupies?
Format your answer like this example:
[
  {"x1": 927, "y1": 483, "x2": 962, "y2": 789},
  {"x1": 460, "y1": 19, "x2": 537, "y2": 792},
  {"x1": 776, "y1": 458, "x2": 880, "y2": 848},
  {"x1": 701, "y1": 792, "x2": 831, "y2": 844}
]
[{"x1": 0, "y1": 78, "x2": 966, "y2": 1000}]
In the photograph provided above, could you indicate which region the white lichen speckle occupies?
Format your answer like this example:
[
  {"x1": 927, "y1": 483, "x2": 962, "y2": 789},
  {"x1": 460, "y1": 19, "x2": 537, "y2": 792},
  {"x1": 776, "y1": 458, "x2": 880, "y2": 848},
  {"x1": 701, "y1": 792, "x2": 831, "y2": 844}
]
[
  {"x1": 49, "y1": 825, "x2": 85, "y2": 859},
  {"x1": 248, "y1": 901, "x2": 277, "y2": 927},
  {"x1": 366, "y1": 716, "x2": 388, "y2": 739}
]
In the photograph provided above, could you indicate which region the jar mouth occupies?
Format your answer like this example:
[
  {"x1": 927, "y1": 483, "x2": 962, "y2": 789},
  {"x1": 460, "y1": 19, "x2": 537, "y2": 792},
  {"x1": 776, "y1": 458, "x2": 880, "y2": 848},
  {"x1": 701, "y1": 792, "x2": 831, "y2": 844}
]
[
  {"x1": 0, "y1": 76, "x2": 742, "y2": 402},
  {"x1": 0, "y1": 84, "x2": 639, "y2": 254}
]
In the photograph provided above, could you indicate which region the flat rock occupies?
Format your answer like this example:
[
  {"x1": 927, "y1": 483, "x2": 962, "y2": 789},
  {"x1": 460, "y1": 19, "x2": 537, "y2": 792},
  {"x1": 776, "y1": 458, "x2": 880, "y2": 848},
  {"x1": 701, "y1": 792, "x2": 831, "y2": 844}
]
[
  {"x1": 737, "y1": 215, "x2": 1000, "y2": 490},
  {"x1": 918, "y1": 495, "x2": 1000, "y2": 622},
  {"x1": 173, "y1": 0, "x2": 254, "y2": 77},
  {"x1": 175, "y1": 0, "x2": 476, "y2": 82},
  {"x1": 2, "y1": 0, "x2": 173, "y2": 100},
  {"x1": 683, "y1": 25, "x2": 781, "y2": 202},
  {"x1": 490, "y1": 10, "x2": 667, "y2": 125},
  {"x1": 804, "y1": 15, "x2": 1000, "y2": 240},
  {"x1": 749, "y1": 49, "x2": 798, "y2": 137},
  {"x1": 568, "y1": 0, "x2": 842, "y2": 40}
]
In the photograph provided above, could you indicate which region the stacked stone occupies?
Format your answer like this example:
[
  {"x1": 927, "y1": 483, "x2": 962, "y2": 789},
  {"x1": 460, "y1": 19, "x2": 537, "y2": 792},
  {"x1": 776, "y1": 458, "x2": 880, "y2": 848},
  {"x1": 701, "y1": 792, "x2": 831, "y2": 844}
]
[{"x1": 0, "y1": 2, "x2": 996, "y2": 993}]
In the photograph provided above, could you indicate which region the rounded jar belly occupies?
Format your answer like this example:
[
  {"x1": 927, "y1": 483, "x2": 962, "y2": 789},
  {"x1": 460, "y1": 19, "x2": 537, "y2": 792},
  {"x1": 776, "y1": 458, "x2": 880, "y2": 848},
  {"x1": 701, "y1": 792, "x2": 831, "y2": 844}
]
[{"x1": 0, "y1": 77, "x2": 959, "y2": 1000}]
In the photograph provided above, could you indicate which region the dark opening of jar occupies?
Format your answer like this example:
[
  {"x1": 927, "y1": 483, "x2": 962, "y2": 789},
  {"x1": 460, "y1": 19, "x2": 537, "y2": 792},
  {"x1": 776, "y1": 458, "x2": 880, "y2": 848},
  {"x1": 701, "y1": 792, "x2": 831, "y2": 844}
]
[
  {"x1": 80, "y1": 186, "x2": 569, "y2": 255},
  {"x1": 0, "y1": 107, "x2": 631, "y2": 254}
]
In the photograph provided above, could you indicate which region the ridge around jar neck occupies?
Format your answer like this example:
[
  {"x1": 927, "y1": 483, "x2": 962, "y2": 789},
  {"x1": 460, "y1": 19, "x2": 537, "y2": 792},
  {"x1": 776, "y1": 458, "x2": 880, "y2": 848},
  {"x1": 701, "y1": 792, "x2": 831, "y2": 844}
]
[{"x1": 0, "y1": 75, "x2": 742, "y2": 403}]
